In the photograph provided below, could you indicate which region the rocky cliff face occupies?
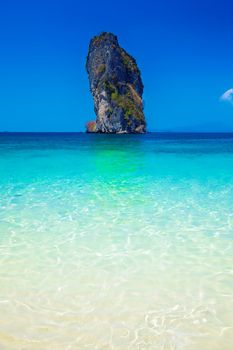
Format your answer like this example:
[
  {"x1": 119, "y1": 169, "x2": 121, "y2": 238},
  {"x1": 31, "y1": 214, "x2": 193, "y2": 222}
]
[{"x1": 86, "y1": 32, "x2": 146, "y2": 133}]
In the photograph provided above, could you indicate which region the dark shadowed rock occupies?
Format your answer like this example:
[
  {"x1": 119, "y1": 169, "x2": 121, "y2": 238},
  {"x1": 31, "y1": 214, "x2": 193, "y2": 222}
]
[{"x1": 86, "y1": 32, "x2": 146, "y2": 133}]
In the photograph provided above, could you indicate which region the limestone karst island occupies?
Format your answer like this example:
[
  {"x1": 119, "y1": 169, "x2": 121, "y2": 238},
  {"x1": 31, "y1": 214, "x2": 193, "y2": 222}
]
[{"x1": 86, "y1": 32, "x2": 146, "y2": 133}]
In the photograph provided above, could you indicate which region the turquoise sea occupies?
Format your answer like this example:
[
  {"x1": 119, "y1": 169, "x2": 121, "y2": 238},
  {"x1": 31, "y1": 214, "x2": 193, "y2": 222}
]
[{"x1": 0, "y1": 133, "x2": 232, "y2": 350}]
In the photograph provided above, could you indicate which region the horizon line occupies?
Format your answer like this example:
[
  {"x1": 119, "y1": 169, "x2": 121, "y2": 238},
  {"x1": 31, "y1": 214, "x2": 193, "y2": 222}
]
[{"x1": 1, "y1": 131, "x2": 233, "y2": 134}]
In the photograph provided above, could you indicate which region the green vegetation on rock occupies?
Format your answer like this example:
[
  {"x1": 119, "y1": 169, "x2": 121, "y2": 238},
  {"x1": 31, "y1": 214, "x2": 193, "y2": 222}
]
[
  {"x1": 110, "y1": 85, "x2": 144, "y2": 122},
  {"x1": 96, "y1": 64, "x2": 106, "y2": 75},
  {"x1": 102, "y1": 80, "x2": 116, "y2": 94},
  {"x1": 120, "y1": 49, "x2": 139, "y2": 74},
  {"x1": 102, "y1": 78, "x2": 143, "y2": 123},
  {"x1": 92, "y1": 32, "x2": 113, "y2": 46}
]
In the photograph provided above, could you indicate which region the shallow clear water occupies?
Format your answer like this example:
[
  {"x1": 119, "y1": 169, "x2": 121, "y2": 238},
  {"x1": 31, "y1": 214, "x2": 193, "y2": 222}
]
[{"x1": 0, "y1": 133, "x2": 232, "y2": 350}]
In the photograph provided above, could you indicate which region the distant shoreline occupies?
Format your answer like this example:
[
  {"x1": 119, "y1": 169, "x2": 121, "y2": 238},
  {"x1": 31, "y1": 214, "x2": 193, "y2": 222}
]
[
  {"x1": 1, "y1": 131, "x2": 233, "y2": 134},
  {"x1": 1, "y1": 132, "x2": 233, "y2": 141}
]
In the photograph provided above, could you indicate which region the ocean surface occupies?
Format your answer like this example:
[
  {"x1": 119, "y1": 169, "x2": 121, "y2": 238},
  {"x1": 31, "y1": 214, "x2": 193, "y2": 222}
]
[{"x1": 0, "y1": 132, "x2": 232, "y2": 350}]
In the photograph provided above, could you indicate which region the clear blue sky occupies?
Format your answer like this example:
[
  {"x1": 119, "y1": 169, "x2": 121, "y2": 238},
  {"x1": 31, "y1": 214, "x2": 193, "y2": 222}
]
[{"x1": 0, "y1": 0, "x2": 233, "y2": 132}]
